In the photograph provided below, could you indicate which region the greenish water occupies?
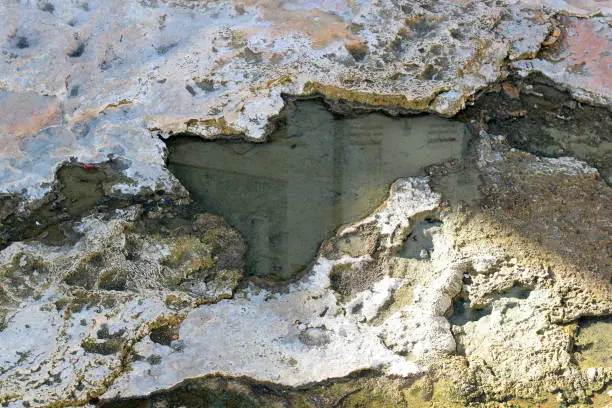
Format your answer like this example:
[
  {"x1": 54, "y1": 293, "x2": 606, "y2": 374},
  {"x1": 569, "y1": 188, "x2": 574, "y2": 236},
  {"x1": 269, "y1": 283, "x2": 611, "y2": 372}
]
[
  {"x1": 166, "y1": 100, "x2": 469, "y2": 280},
  {"x1": 574, "y1": 316, "x2": 612, "y2": 369}
]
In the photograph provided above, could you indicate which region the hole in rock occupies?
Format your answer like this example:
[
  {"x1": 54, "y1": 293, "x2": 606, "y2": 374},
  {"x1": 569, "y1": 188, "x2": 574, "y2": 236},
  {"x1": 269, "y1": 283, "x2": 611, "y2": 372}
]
[
  {"x1": 449, "y1": 285, "x2": 533, "y2": 326},
  {"x1": 165, "y1": 99, "x2": 470, "y2": 280},
  {"x1": 15, "y1": 36, "x2": 29, "y2": 49},
  {"x1": 38, "y1": 2, "x2": 55, "y2": 13},
  {"x1": 499, "y1": 285, "x2": 532, "y2": 300},
  {"x1": 449, "y1": 300, "x2": 492, "y2": 326},
  {"x1": 397, "y1": 218, "x2": 442, "y2": 260},
  {"x1": 67, "y1": 42, "x2": 86, "y2": 58}
]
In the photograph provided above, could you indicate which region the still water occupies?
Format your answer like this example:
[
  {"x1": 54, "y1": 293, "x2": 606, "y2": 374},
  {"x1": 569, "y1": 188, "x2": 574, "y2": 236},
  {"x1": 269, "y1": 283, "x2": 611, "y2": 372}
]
[{"x1": 166, "y1": 101, "x2": 469, "y2": 280}]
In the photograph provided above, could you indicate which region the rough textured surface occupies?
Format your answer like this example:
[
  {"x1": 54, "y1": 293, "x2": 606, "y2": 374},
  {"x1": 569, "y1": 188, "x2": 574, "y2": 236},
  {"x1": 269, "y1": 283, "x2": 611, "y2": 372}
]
[
  {"x1": 2, "y1": 136, "x2": 611, "y2": 407},
  {"x1": 0, "y1": 198, "x2": 247, "y2": 405},
  {"x1": 0, "y1": 0, "x2": 611, "y2": 407},
  {"x1": 102, "y1": 178, "x2": 440, "y2": 398},
  {"x1": 432, "y1": 133, "x2": 612, "y2": 404},
  {"x1": 513, "y1": 15, "x2": 612, "y2": 106},
  {"x1": 2, "y1": 0, "x2": 602, "y2": 200}
]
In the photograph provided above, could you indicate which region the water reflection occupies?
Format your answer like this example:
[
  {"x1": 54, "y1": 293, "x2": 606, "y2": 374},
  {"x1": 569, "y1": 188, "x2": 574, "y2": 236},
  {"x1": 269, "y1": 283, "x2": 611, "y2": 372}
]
[{"x1": 166, "y1": 101, "x2": 469, "y2": 280}]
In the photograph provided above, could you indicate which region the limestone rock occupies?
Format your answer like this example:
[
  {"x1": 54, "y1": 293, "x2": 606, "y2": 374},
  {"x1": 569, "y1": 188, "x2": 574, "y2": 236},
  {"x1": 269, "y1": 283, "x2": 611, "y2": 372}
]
[
  {"x1": 513, "y1": 16, "x2": 612, "y2": 106},
  {"x1": 0, "y1": 0, "x2": 611, "y2": 406},
  {"x1": 0, "y1": 0, "x2": 560, "y2": 200}
]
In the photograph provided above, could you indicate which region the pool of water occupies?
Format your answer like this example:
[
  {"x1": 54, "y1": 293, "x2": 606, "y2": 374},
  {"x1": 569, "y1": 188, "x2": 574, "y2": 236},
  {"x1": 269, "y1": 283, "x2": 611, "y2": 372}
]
[
  {"x1": 166, "y1": 100, "x2": 469, "y2": 280},
  {"x1": 574, "y1": 316, "x2": 612, "y2": 369}
]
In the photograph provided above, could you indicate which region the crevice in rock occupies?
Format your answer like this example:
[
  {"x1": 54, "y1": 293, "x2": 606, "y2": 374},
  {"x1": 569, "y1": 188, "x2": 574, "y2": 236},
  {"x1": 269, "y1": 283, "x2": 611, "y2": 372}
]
[
  {"x1": 0, "y1": 159, "x2": 132, "y2": 250},
  {"x1": 449, "y1": 299, "x2": 492, "y2": 327},
  {"x1": 457, "y1": 73, "x2": 612, "y2": 184},
  {"x1": 98, "y1": 370, "x2": 401, "y2": 408},
  {"x1": 449, "y1": 283, "x2": 535, "y2": 327},
  {"x1": 396, "y1": 216, "x2": 442, "y2": 260}
]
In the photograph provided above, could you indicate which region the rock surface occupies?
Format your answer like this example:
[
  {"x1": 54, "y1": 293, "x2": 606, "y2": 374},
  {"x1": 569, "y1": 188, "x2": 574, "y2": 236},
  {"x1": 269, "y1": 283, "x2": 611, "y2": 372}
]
[
  {"x1": 1, "y1": 135, "x2": 610, "y2": 407},
  {"x1": 513, "y1": 14, "x2": 612, "y2": 106},
  {"x1": 0, "y1": 0, "x2": 611, "y2": 407},
  {"x1": 3, "y1": 0, "x2": 609, "y2": 200}
]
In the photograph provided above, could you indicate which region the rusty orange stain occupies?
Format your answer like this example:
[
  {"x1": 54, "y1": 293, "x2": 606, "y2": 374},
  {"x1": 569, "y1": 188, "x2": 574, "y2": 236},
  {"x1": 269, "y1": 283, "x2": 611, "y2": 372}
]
[
  {"x1": 234, "y1": 0, "x2": 359, "y2": 49},
  {"x1": 519, "y1": 0, "x2": 612, "y2": 14},
  {"x1": 0, "y1": 92, "x2": 60, "y2": 137},
  {"x1": 561, "y1": 18, "x2": 611, "y2": 91}
]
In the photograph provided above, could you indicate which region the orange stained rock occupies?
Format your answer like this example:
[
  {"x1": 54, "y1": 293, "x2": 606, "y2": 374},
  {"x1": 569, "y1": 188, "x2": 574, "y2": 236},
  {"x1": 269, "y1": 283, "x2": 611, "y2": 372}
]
[
  {"x1": 561, "y1": 17, "x2": 611, "y2": 91},
  {"x1": 519, "y1": 0, "x2": 612, "y2": 15},
  {"x1": 0, "y1": 92, "x2": 60, "y2": 137},
  {"x1": 235, "y1": 0, "x2": 359, "y2": 49},
  {"x1": 564, "y1": 0, "x2": 612, "y2": 10}
]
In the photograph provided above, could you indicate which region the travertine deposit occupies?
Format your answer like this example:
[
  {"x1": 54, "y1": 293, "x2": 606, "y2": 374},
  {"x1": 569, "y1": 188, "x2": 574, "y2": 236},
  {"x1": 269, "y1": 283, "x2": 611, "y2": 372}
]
[
  {"x1": 1, "y1": 0, "x2": 610, "y2": 200},
  {"x1": 0, "y1": 0, "x2": 610, "y2": 407},
  {"x1": 1, "y1": 133, "x2": 610, "y2": 407}
]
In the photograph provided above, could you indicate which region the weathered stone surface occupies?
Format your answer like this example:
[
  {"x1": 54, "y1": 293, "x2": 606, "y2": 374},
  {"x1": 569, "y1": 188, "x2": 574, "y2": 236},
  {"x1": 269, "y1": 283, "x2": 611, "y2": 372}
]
[
  {"x1": 513, "y1": 15, "x2": 612, "y2": 105},
  {"x1": 1, "y1": 133, "x2": 611, "y2": 406},
  {"x1": 0, "y1": 200, "x2": 245, "y2": 405},
  {"x1": 1, "y1": 0, "x2": 611, "y2": 407},
  {"x1": 103, "y1": 178, "x2": 439, "y2": 399},
  {"x1": 435, "y1": 133, "x2": 612, "y2": 403},
  {"x1": 0, "y1": 0, "x2": 566, "y2": 200}
]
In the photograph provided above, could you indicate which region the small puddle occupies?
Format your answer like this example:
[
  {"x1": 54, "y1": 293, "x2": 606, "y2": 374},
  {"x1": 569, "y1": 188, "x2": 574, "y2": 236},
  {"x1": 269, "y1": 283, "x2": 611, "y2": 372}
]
[
  {"x1": 165, "y1": 100, "x2": 469, "y2": 280},
  {"x1": 574, "y1": 316, "x2": 612, "y2": 369},
  {"x1": 1, "y1": 162, "x2": 128, "y2": 249}
]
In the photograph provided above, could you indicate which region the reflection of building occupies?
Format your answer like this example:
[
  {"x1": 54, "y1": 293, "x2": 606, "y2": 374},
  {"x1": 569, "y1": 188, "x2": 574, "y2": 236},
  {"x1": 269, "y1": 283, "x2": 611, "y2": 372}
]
[{"x1": 168, "y1": 101, "x2": 467, "y2": 280}]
